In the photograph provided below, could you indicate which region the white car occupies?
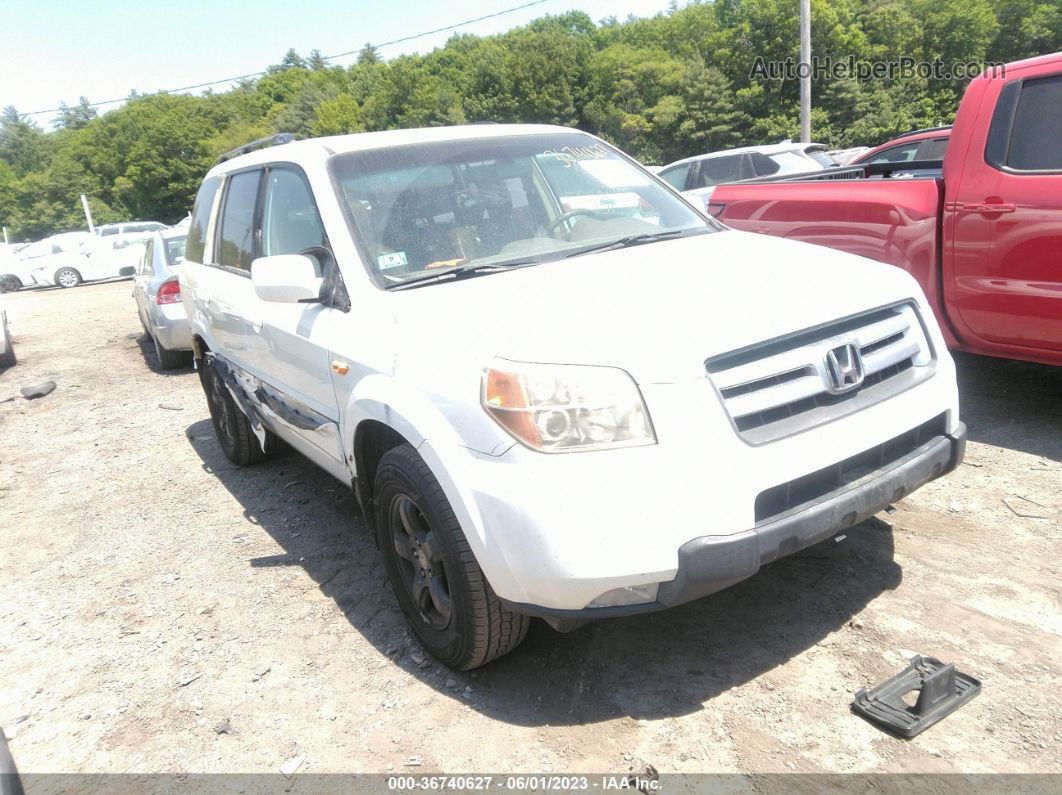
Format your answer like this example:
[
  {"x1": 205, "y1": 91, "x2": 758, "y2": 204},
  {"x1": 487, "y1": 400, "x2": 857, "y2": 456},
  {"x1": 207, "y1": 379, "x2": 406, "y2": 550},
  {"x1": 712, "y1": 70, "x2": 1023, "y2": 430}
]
[
  {"x1": 658, "y1": 142, "x2": 837, "y2": 210},
  {"x1": 0, "y1": 244, "x2": 37, "y2": 292},
  {"x1": 0, "y1": 293, "x2": 14, "y2": 368},
  {"x1": 182, "y1": 125, "x2": 964, "y2": 670},
  {"x1": 132, "y1": 229, "x2": 191, "y2": 369},
  {"x1": 25, "y1": 231, "x2": 138, "y2": 288}
]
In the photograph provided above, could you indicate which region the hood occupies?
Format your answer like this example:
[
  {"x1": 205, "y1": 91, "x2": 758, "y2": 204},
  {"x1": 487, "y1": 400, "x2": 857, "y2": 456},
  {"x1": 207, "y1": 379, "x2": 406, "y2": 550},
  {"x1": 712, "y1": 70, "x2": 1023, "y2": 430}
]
[{"x1": 390, "y1": 229, "x2": 923, "y2": 384}]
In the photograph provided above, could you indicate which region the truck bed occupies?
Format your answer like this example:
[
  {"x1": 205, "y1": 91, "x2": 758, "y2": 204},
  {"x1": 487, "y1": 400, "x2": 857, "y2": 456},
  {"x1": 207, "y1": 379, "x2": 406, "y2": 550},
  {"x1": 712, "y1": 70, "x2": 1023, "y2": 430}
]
[{"x1": 710, "y1": 173, "x2": 945, "y2": 311}]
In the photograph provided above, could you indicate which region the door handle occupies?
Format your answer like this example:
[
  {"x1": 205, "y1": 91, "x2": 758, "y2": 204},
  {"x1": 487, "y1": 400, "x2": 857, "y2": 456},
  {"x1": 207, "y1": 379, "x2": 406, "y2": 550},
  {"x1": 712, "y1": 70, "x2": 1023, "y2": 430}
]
[{"x1": 960, "y1": 202, "x2": 1015, "y2": 214}]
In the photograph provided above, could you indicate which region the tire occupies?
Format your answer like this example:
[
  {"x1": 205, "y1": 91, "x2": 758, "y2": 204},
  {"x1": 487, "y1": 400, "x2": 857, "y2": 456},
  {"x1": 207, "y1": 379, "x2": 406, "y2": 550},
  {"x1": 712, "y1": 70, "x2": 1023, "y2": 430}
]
[
  {"x1": 54, "y1": 267, "x2": 82, "y2": 288},
  {"x1": 153, "y1": 335, "x2": 186, "y2": 370},
  {"x1": 0, "y1": 344, "x2": 14, "y2": 369},
  {"x1": 0, "y1": 276, "x2": 21, "y2": 293},
  {"x1": 201, "y1": 359, "x2": 275, "y2": 466},
  {"x1": 374, "y1": 444, "x2": 529, "y2": 670}
]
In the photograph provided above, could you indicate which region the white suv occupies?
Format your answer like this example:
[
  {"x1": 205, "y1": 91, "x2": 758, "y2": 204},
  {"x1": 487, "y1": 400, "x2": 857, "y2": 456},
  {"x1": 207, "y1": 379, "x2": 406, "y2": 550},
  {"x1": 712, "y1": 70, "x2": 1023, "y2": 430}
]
[{"x1": 182, "y1": 126, "x2": 964, "y2": 669}]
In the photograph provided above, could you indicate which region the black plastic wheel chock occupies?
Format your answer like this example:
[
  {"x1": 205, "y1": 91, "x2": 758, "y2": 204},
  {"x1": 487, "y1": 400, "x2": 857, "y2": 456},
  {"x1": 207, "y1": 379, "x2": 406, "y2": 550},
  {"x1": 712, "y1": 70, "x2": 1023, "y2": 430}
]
[{"x1": 852, "y1": 655, "x2": 981, "y2": 738}]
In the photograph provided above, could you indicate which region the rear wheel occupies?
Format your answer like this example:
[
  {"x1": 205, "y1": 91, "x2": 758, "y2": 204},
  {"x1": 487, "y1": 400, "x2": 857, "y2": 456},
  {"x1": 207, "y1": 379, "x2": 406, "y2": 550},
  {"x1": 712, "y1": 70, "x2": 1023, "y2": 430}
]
[
  {"x1": 202, "y1": 360, "x2": 274, "y2": 465},
  {"x1": 0, "y1": 276, "x2": 21, "y2": 293},
  {"x1": 153, "y1": 335, "x2": 187, "y2": 370},
  {"x1": 374, "y1": 443, "x2": 529, "y2": 669},
  {"x1": 54, "y1": 268, "x2": 82, "y2": 288}
]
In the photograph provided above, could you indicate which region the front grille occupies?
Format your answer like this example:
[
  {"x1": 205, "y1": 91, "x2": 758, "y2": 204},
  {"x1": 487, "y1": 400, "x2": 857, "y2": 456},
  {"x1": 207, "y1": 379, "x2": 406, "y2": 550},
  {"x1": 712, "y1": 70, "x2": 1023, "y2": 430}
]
[
  {"x1": 706, "y1": 302, "x2": 934, "y2": 444},
  {"x1": 754, "y1": 413, "x2": 947, "y2": 524}
]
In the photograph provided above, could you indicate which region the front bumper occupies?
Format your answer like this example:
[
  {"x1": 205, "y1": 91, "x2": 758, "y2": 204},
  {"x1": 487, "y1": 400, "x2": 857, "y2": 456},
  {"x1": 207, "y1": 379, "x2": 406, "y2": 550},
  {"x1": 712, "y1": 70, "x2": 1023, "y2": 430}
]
[{"x1": 500, "y1": 422, "x2": 966, "y2": 627}]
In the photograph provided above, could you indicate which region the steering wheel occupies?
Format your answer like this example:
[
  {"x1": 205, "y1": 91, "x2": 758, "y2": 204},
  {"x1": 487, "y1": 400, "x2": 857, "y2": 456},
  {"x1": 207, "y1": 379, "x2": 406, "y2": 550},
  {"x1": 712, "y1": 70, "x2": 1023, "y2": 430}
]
[{"x1": 544, "y1": 208, "x2": 611, "y2": 236}]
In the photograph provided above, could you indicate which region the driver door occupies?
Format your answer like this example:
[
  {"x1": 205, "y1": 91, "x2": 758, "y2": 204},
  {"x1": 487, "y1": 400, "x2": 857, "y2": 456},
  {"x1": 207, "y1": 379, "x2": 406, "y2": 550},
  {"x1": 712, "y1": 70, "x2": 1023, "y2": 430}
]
[{"x1": 242, "y1": 165, "x2": 345, "y2": 464}]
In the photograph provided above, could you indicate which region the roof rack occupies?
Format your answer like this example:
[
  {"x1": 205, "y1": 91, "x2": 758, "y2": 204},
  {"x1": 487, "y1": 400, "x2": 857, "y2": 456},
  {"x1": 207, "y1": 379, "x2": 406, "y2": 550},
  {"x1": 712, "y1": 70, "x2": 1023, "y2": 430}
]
[
  {"x1": 216, "y1": 132, "x2": 300, "y2": 164},
  {"x1": 895, "y1": 125, "x2": 952, "y2": 140}
]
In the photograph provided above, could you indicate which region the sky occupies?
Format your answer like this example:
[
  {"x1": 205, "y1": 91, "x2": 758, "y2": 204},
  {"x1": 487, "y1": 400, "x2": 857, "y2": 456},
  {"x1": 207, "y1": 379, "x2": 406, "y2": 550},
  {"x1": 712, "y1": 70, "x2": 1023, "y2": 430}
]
[{"x1": 1, "y1": 0, "x2": 676, "y2": 127}]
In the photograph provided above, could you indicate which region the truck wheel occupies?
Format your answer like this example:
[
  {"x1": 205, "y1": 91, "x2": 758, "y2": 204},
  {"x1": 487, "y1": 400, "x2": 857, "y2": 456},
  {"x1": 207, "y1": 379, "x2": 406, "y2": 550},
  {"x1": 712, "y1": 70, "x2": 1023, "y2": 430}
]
[
  {"x1": 202, "y1": 361, "x2": 274, "y2": 466},
  {"x1": 54, "y1": 268, "x2": 82, "y2": 288},
  {"x1": 374, "y1": 444, "x2": 529, "y2": 669}
]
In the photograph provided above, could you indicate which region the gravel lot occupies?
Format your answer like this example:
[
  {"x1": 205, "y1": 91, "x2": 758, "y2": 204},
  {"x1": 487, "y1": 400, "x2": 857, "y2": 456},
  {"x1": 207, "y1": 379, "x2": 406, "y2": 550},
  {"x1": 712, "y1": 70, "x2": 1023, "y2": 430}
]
[{"x1": 1, "y1": 280, "x2": 1060, "y2": 776}]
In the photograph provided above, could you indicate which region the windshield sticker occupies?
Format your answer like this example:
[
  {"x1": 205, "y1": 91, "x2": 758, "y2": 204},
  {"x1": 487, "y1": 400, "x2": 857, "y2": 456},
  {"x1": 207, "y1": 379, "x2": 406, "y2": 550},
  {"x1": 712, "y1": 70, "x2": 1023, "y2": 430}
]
[
  {"x1": 541, "y1": 143, "x2": 611, "y2": 168},
  {"x1": 377, "y1": 251, "x2": 408, "y2": 270}
]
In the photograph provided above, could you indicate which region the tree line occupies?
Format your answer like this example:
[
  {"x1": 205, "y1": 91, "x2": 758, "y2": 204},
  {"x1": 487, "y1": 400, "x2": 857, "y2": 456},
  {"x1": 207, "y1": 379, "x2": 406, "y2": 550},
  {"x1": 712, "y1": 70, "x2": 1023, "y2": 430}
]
[{"x1": 1, "y1": 0, "x2": 1059, "y2": 241}]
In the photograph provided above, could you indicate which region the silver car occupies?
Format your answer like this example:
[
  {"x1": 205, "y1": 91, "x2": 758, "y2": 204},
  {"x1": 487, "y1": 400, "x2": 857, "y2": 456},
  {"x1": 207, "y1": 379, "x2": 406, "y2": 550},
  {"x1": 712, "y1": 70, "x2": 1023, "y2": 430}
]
[{"x1": 132, "y1": 229, "x2": 191, "y2": 369}]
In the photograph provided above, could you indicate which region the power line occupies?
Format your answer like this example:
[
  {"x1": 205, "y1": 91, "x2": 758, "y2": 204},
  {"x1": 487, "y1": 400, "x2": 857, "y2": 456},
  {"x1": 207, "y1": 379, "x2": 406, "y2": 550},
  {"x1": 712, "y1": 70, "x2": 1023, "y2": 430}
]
[{"x1": 22, "y1": 0, "x2": 550, "y2": 117}]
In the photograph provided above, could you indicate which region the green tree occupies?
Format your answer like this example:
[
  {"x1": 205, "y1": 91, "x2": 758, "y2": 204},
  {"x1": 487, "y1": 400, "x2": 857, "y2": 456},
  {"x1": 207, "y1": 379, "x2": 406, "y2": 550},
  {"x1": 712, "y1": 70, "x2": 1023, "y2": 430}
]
[
  {"x1": 0, "y1": 107, "x2": 51, "y2": 177},
  {"x1": 53, "y1": 97, "x2": 98, "y2": 130}
]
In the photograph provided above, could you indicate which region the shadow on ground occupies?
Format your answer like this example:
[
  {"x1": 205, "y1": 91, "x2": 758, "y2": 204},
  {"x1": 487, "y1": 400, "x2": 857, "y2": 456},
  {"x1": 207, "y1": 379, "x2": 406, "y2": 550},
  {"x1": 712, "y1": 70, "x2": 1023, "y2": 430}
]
[
  {"x1": 954, "y1": 352, "x2": 1062, "y2": 462},
  {"x1": 130, "y1": 332, "x2": 194, "y2": 374},
  {"x1": 186, "y1": 418, "x2": 901, "y2": 727}
]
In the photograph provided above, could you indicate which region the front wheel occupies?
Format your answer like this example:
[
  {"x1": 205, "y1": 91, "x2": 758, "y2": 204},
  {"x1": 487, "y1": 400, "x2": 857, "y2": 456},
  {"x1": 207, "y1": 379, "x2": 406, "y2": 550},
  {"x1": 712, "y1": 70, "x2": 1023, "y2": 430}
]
[
  {"x1": 375, "y1": 444, "x2": 529, "y2": 669},
  {"x1": 54, "y1": 268, "x2": 82, "y2": 288},
  {"x1": 201, "y1": 360, "x2": 275, "y2": 466}
]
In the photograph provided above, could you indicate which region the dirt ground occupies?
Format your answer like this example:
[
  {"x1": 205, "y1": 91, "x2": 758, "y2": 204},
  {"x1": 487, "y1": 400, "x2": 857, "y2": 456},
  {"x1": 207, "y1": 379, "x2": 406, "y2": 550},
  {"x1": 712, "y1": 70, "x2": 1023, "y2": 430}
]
[{"x1": 1, "y1": 280, "x2": 1060, "y2": 777}]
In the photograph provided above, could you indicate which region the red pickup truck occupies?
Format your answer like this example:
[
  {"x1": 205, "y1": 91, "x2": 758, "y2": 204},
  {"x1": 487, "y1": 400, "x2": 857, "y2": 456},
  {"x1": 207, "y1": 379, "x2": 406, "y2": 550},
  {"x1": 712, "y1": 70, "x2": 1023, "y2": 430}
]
[{"x1": 710, "y1": 53, "x2": 1062, "y2": 367}]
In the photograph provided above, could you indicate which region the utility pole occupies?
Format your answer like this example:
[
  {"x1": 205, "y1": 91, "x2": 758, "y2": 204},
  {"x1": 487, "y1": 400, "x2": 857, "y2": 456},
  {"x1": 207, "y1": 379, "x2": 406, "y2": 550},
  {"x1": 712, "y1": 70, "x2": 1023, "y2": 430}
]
[
  {"x1": 799, "y1": 0, "x2": 812, "y2": 142},
  {"x1": 2, "y1": 227, "x2": 8, "y2": 245},
  {"x1": 80, "y1": 194, "x2": 95, "y2": 234}
]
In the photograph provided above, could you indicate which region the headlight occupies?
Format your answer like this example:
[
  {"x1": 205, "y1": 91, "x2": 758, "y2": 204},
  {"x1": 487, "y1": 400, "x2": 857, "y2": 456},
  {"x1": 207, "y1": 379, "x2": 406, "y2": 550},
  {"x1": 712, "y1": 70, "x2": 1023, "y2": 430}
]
[{"x1": 481, "y1": 362, "x2": 656, "y2": 453}]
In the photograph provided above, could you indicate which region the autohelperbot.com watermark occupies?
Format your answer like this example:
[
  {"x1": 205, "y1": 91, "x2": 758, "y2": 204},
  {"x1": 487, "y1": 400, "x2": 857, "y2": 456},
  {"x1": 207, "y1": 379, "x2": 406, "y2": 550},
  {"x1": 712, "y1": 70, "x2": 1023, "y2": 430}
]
[{"x1": 750, "y1": 55, "x2": 1006, "y2": 82}]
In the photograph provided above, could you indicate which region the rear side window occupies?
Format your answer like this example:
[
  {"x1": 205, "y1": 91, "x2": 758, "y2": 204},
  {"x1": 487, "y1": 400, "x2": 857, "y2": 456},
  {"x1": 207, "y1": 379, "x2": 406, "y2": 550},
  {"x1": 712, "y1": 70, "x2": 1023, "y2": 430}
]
[
  {"x1": 1006, "y1": 74, "x2": 1062, "y2": 171},
  {"x1": 186, "y1": 177, "x2": 220, "y2": 264},
  {"x1": 749, "y1": 152, "x2": 781, "y2": 177},
  {"x1": 260, "y1": 168, "x2": 327, "y2": 257},
  {"x1": 99, "y1": 227, "x2": 118, "y2": 237},
  {"x1": 217, "y1": 170, "x2": 261, "y2": 270}
]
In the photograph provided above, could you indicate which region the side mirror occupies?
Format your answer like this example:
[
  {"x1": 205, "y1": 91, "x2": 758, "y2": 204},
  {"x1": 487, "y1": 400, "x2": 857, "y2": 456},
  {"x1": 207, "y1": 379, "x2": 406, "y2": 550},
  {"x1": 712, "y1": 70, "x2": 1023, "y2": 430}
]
[{"x1": 250, "y1": 255, "x2": 324, "y2": 304}]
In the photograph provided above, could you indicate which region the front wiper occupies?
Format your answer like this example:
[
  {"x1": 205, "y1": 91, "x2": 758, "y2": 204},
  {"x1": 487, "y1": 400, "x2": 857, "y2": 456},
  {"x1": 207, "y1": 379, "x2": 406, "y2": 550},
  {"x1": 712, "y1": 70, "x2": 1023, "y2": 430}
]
[
  {"x1": 388, "y1": 259, "x2": 539, "y2": 291},
  {"x1": 561, "y1": 228, "x2": 706, "y2": 259}
]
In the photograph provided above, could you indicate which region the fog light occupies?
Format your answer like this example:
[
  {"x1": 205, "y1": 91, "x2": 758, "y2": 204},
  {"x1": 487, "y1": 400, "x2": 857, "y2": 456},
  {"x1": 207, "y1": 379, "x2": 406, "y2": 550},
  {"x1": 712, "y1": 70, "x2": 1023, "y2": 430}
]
[{"x1": 585, "y1": 583, "x2": 659, "y2": 609}]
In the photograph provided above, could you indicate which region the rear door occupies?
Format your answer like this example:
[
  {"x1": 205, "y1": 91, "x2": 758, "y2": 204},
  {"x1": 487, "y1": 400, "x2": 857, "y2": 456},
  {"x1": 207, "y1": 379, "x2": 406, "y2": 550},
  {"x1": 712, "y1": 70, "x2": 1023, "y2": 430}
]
[
  {"x1": 945, "y1": 65, "x2": 1062, "y2": 353},
  {"x1": 208, "y1": 168, "x2": 267, "y2": 363}
]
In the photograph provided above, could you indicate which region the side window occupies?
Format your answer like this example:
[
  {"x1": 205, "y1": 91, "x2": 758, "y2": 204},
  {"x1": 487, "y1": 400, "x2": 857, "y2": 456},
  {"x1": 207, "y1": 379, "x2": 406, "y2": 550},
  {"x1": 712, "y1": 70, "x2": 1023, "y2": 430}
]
[
  {"x1": 921, "y1": 138, "x2": 949, "y2": 161},
  {"x1": 217, "y1": 170, "x2": 261, "y2": 270},
  {"x1": 690, "y1": 155, "x2": 742, "y2": 188},
  {"x1": 658, "y1": 163, "x2": 690, "y2": 190},
  {"x1": 260, "y1": 167, "x2": 327, "y2": 258},
  {"x1": 100, "y1": 227, "x2": 118, "y2": 237},
  {"x1": 186, "y1": 176, "x2": 221, "y2": 264},
  {"x1": 749, "y1": 152, "x2": 781, "y2": 177},
  {"x1": 1006, "y1": 74, "x2": 1062, "y2": 171}
]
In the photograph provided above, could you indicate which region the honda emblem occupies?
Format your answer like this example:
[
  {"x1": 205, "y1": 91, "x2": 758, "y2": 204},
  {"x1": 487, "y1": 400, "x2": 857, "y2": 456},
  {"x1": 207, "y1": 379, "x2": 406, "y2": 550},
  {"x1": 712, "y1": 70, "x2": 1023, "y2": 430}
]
[{"x1": 825, "y1": 343, "x2": 865, "y2": 393}]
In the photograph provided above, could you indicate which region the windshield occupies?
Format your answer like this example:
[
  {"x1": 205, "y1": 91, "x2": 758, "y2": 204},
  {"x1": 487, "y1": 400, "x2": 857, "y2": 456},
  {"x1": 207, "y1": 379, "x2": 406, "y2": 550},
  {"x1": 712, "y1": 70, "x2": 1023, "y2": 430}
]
[
  {"x1": 329, "y1": 133, "x2": 715, "y2": 287},
  {"x1": 164, "y1": 235, "x2": 187, "y2": 267}
]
